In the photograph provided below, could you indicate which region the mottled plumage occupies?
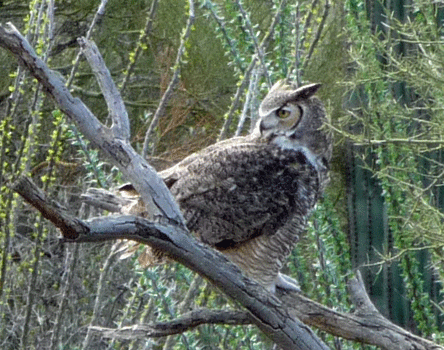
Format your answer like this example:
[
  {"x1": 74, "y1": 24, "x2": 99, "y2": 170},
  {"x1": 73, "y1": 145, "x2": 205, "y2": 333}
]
[{"x1": 119, "y1": 80, "x2": 332, "y2": 292}]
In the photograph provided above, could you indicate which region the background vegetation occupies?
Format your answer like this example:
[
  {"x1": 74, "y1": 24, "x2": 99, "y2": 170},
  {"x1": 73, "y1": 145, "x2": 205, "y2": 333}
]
[{"x1": 0, "y1": 0, "x2": 443, "y2": 349}]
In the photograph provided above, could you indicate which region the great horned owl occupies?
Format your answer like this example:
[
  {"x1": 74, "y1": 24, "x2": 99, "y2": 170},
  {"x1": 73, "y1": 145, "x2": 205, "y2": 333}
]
[{"x1": 117, "y1": 80, "x2": 332, "y2": 293}]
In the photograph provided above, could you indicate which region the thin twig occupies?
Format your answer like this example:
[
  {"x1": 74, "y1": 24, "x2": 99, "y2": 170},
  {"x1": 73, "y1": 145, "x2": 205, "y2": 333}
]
[
  {"x1": 235, "y1": 68, "x2": 258, "y2": 136},
  {"x1": 82, "y1": 243, "x2": 120, "y2": 350},
  {"x1": 203, "y1": 0, "x2": 245, "y2": 73},
  {"x1": 120, "y1": 0, "x2": 159, "y2": 95},
  {"x1": 66, "y1": 0, "x2": 108, "y2": 87},
  {"x1": 142, "y1": 0, "x2": 195, "y2": 157},
  {"x1": 163, "y1": 275, "x2": 203, "y2": 349},
  {"x1": 49, "y1": 243, "x2": 80, "y2": 350},
  {"x1": 91, "y1": 308, "x2": 251, "y2": 339},
  {"x1": 302, "y1": 0, "x2": 330, "y2": 70},
  {"x1": 248, "y1": 67, "x2": 261, "y2": 133},
  {"x1": 300, "y1": 0, "x2": 319, "y2": 54},
  {"x1": 293, "y1": 3, "x2": 301, "y2": 86},
  {"x1": 234, "y1": 0, "x2": 271, "y2": 87},
  {"x1": 326, "y1": 122, "x2": 444, "y2": 147},
  {"x1": 218, "y1": 0, "x2": 287, "y2": 141},
  {"x1": 218, "y1": 60, "x2": 257, "y2": 141}
]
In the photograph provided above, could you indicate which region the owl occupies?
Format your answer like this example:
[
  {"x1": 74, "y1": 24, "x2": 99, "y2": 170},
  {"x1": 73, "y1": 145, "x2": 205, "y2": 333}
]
[{"x1": 113, "y1": 80, "x2": 332, "y2": 293}]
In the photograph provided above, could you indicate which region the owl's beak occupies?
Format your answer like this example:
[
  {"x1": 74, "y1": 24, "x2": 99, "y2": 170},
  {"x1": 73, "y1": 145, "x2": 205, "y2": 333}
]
[
  {"x1": 259, "y1": 120, "x2": 266, "y2": 135},
  {"x1": 259, "y1": 120, "x2": 274, "y2": 138}
]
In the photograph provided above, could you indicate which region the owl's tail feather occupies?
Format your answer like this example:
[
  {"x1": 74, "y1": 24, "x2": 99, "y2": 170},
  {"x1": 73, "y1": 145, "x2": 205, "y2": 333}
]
[{"x1": 117, "y1": 242, "x2": 167, "y2": 268}]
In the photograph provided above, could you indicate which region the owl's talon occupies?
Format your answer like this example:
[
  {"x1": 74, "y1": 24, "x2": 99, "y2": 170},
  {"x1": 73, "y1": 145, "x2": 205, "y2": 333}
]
[{"x1": 275, "y1": 273, "x2": 301, "y2": 292}]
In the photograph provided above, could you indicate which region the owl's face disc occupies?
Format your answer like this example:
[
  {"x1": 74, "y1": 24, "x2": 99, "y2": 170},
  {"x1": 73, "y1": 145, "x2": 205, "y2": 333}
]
[{"x1": 257, "y1": 81, "x2": 332, "y2": 168}]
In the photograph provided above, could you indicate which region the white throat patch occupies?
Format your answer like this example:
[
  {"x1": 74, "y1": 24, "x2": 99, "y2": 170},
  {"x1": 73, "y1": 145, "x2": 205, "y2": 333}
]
[{"x1": 272, "y1": 135, "x2": 320, "y2": 171}]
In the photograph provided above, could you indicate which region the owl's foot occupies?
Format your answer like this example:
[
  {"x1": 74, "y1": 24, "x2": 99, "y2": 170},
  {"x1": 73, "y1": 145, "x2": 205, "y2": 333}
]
[{"x1": 275, "y1": 273, "x2": 301, "y2": 292}]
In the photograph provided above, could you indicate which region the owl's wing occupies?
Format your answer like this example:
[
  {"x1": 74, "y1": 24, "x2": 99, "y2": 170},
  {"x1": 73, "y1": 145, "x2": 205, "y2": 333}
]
[
  {"x1": 159, "y1": 134, "x2": 255, "y2": 186},
  {"x1": 117, "y1": 135, "x2": 257, "y2": 202},
  {"x1": 166, "y1": 139, "x2": 316, "y2": 249},
  {"x1": 118, "y1": 135, "x2": 317, "y2": 250}
]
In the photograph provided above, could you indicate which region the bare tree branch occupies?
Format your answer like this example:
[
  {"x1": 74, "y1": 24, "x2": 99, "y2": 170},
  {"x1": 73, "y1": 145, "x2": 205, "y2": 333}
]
[
  {"x1": 283, "y1": 273, "x2": 443, "y2": 350},
  {"x1": 78, "y1": 37, "x2": 130, "y2": 140},
  {"x1": 0, "y1": 22, "x2": 184, "y2": 227},
  {"x1": 12, "y1": 175, "x2": 88, "y2": 240},
  {"x1": 3, "y1": 20, "x2": 442, "y2": 350},
  {"x1": 0, "y1": 23, "x2": 328, "y2": 350},
  {"x1": 11, "y1": 175, "x2": 328, "y2": 350},
  {"x1": 11, "y1": 175, "x2": 444, "y2": 350},
  {"x1": 90, "y1": 309, "x2": 251, "y2": 339},
  {"x1": 142, "y1": 0, "x2": 195, "y2": 157}
]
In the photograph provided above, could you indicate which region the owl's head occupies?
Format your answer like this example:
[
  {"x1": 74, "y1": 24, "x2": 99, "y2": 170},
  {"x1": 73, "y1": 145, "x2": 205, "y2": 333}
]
[{"x1": 258, "y1": 80, "x2": 332, "y2": 167}]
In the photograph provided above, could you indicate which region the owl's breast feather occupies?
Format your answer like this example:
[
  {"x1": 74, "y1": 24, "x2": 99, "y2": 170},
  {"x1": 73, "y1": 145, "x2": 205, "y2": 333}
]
[{"x1": 171, "y1": 144, "x2": 323, "y2": 249}]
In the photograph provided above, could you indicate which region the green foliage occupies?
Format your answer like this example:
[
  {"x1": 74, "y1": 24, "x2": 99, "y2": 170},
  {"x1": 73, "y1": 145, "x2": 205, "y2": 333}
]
[
  {"x1": 4, "y1": 0, "x2": 444, "y2": 349},
  {"x1": 340, "y1": 0, "x2": 444, "y2": 339},
  {"x1": 0, "y1": 0, "x2": 350, "y2": 348}
]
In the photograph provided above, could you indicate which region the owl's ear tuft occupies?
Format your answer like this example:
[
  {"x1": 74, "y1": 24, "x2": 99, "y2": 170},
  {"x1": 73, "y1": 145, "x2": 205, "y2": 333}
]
[
  {"x1": 293, "y1": 83, "x2": 322, "y2": 100},
  {"x1": 269, "y1": 79, "x2": 288, "y2": 92}
]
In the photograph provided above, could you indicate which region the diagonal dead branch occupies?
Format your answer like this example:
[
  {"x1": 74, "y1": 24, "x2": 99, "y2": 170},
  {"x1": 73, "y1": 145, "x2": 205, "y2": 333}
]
[
  {"x1": 11, "y1": 175, "x2": 328, "y2": 350},
  {"x1": 0, "y1": 21, "x2": 184, "y2": 226},
  {"x1": 281, "y1": 275, "x2": 443, "y2": 350},
  {"x1": 12, "y1": 175, "x2": 88, "y2": 239},
  {"x1": 2, "y1": 21, "x2": 443, "y2": 350},
  {"x1": 78, "y1": 37, "x2": 129, "y2": 139},
  {"x1": 11, "y1": 175, "x2": 444, "y2": 350}
]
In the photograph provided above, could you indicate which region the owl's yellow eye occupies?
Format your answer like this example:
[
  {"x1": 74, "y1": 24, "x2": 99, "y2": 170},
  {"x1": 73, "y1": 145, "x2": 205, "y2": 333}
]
[{"x1": 277, "y1": 108, "x2": 290, "y2": 119}]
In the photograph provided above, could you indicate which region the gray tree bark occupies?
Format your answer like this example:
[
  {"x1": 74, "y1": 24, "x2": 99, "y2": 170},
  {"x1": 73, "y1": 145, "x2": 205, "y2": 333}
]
[{"x1": 2, "y1": 22, "x2": 442, "y2": 350}]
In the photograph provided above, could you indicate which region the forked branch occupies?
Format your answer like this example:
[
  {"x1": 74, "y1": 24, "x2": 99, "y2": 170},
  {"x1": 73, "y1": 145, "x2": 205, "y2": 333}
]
[
  {"x1": 2, "y1": 21, "x2": 442, "y2": 350},
  {"x1": 0, "y1": 22, "x2": 327, "y2": 350},
  {"x1": 10, "y1": 175, "x2": 443, "y2": 350},
  {"x1": 11, "y1": 175, "x2": 328, "y2": 350}
]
